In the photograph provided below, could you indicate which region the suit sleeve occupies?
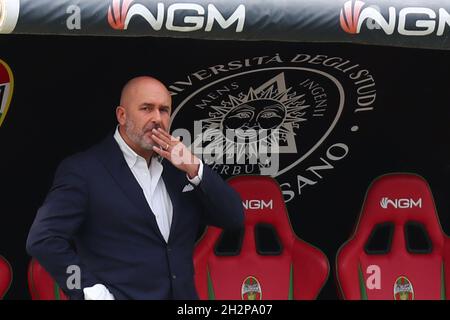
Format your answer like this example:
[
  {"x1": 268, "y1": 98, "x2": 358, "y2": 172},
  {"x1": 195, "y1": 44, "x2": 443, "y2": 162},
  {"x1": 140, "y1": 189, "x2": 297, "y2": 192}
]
[
  {"x1": 26, "y1": 157, "x2": 100, "y2": 300},
  {"x1": 192, "y1": 164, "x2": 244, "y2": 230}
]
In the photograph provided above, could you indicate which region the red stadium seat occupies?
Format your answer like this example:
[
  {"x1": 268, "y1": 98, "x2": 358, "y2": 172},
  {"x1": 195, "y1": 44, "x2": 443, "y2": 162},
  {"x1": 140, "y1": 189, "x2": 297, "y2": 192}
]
[
  {"x1": 0, "y1": 255, "x2": 12, "y2": 299},
  {"x1": 194, "y1": 175, "x2": 329, "y2": 300},
  {"x1": 336, "y1": 173, "x2": 450, "y2": 300},
  {"x1": 28, "y1": 258, "x2": 68, "y2": 300}
]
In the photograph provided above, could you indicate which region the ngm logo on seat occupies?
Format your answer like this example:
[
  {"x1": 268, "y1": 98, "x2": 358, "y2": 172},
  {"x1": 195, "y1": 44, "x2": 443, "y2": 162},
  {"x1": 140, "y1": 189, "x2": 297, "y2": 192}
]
[
  {"x1": 340, "y1": 0, "x2": 450, "y2": 36},
  {"x1": 380, "y1": 197, "x2": 422, "y2": 209},
  {"x1": 243, "y1": 200, "x2": 273, "y2": 211},
  {"x1": 108, "y1": 0, "x2": 245, "y2": 32}
]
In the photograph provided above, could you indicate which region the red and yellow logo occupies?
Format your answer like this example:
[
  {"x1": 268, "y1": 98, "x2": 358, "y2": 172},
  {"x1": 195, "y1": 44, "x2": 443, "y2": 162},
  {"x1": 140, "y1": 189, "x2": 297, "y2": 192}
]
[
  {"x1": 0, "y1": 59, "x2": 13, "y2": 128},
  {"x1": 241, "y1": 276, "x2": 262, "y2": 300},
  {"x1": 394, "y1": 276, "x2": 414, "y2": 300}
]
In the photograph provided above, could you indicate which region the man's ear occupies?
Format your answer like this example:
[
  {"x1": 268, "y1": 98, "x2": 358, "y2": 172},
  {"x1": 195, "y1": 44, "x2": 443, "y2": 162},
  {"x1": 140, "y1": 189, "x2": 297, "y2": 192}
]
[{"x1": 116, "y1": 106, "x2": 126, "y2": 125}]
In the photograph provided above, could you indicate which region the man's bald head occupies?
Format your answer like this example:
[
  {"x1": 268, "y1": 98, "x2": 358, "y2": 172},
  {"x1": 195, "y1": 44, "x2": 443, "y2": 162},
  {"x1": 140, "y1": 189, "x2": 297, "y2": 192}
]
[{"x1": 120, "y1": 76, "x2": 171, "y2": 108}]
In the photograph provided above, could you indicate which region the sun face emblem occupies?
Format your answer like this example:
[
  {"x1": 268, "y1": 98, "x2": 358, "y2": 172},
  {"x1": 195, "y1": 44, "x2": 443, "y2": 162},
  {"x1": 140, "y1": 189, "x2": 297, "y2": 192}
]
[
  {"x1": 222, "y1": 99, "x2": 287, "y2": 134},
  {"x1": 201, "y1": 73, "x2": 310, "y2": 157}
]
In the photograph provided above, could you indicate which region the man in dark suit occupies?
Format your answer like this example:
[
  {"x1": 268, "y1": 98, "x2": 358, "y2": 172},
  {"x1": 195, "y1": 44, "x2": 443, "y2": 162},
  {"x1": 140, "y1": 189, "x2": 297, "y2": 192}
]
[{"x1": 26, "y1": 76, "x2": 244, "y2": 300}]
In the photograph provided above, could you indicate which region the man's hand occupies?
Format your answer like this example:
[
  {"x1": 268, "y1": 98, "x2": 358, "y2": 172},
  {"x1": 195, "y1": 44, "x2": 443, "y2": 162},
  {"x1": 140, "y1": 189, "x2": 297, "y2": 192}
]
[{"x1": 152, "y1": 128, "x2": 200, "y2": 178}]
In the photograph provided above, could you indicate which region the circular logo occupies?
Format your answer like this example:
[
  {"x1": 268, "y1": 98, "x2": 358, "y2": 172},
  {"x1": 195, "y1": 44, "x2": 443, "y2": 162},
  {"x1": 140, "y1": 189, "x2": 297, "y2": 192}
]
[
  {"x1": 170, "y1": 54, "x2": 376, "y2": 201},
  {"x1": 394, "y1": 276, "x2": 414, "y2": 300},
  {"x1": 241, "y1": 276, "x2": 262, "y2": 300},
  {"x1": 172, "y1": 67, "x2": 343, "y2": 176},
  {"x1": 0, "y1": 58, "x2": 14, "y2": 128}
]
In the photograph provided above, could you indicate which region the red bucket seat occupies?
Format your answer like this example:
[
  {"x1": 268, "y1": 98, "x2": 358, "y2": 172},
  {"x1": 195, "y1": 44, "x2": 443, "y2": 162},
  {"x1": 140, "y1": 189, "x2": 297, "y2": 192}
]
[
  {"x1": 194, "y1": 175, "x2": 329, "y2": 300},
  {"x1": 336, "y1": 173, "x2": 450, "y2": 300}
]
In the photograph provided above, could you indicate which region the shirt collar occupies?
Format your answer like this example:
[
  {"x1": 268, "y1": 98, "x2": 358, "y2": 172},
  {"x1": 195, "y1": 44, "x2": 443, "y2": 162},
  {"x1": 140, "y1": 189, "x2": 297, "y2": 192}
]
[{"x1": 113, "y1": 126, "x2": 142, "y2": 168}]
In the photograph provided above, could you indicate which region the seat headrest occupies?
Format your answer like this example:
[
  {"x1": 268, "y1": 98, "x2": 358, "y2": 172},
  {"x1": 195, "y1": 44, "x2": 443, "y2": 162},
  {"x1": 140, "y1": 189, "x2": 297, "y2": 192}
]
[
  {"x1": 228, "y1": 175, "x2": 292, "y2": 237},
  {"x1": 355, "y1": 173, "x2": 444, "y2": 246}
]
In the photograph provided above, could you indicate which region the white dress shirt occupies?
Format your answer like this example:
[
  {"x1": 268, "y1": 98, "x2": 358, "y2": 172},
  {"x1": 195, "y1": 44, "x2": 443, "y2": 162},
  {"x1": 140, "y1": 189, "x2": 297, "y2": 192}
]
[
  {"x1": 83, "y1": 127, "x2": 203, "y2": 300},
  {"x1": 114, "y1": 128, "x2": 173, "y2": 242}
]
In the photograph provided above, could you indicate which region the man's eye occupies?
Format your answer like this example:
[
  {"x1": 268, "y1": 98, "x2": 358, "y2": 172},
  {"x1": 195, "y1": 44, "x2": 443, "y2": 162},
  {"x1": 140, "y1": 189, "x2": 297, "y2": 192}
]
[{"x1": 230, "y1": 112, "x2": 251, "y2": 119}]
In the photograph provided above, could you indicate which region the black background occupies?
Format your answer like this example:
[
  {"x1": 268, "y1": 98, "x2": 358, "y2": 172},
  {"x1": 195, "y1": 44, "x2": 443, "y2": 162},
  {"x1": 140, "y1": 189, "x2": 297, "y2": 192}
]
[{"x1": 0, "y1": 35, "x2": 449, "y2": 299}]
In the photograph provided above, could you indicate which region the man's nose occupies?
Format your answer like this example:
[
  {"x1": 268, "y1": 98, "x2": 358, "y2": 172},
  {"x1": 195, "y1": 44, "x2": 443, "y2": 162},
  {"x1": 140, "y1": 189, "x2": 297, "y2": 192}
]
[{"x1": 151, "y1": 109, "x2": 162, "y2": 124}]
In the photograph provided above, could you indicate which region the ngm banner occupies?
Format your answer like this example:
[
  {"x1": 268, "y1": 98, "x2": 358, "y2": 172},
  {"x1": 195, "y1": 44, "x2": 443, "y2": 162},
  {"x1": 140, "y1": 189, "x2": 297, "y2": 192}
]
[{"x1": 2, "y1": 0, "x2": 450, "y2": 49}]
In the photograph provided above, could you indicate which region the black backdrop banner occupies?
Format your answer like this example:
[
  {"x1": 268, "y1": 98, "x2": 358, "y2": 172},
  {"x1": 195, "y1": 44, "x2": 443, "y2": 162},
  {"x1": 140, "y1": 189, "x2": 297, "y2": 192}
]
[
  {"x1": 3, "y1": 0, "x2": 450, "y2": 49},
  {"x1": 0, "y1": 34, "x2": 449, "y2": 300}
]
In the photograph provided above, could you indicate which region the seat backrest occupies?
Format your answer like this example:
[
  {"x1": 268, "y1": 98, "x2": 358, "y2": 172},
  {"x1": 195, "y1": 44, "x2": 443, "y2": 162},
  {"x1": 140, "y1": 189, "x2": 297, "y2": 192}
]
[
  {"x1": 0, "y1": 255, "x2": 12, "y2": 299},
  {"x1": 336, "y1": 173, "x2": 450, "y2": 300},
  {"x1": 28, "y1": 258, "x2": 68, "y2": 300},
  {"x1": 194, "y1": 175, "x2": 329, "y2": 300}
]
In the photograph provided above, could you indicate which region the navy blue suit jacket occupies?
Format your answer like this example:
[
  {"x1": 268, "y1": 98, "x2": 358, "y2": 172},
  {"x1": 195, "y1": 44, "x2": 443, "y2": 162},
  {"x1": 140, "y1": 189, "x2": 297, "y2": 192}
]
[{"x1": 26, "y1": 133, "x2": 244, "y2": 300}]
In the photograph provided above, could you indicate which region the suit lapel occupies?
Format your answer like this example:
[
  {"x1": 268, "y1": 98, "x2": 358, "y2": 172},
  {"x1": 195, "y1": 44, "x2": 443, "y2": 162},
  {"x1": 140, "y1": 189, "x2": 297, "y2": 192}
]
[{"x1": 94, "y1": 134, "x2": 166, "y2": 242}]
